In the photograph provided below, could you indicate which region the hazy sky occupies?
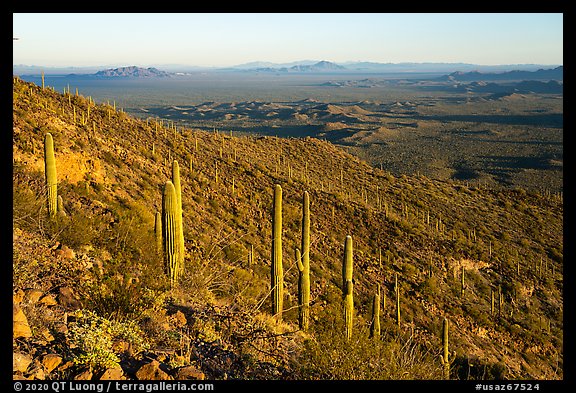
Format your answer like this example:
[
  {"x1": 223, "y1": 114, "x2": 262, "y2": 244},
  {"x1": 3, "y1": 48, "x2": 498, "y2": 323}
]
[{"x1": 13, "y1": 13, "x2": 563, "y2": 67}]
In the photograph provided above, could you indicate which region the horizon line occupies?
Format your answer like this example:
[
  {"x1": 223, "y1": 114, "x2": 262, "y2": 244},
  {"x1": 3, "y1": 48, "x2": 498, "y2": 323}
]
[{"x1": 13, "y1": 60, "x2": 564, "y2": 69}]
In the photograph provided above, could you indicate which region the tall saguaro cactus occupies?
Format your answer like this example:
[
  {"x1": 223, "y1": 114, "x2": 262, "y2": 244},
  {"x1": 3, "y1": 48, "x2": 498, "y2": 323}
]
[
  {"x1": 172, "y1": 161, "x2": 185, "y2": 261},
  {"x1": 297, "y1": 191, "x2": 311, "y2": 331},
  {"x1": 44, "y1": 133, "x2": 57, "y2": 217},
  {"x1": 343, "y1": 235, "x2": 354, "y2": 340},
  {"x1": 370, "y1": 283, "x2": 381, "y2": 338},
  {"x1": 439, "y1": 317, "x2": 455, "y2": 379},
  {"x1": 271, "y1": 184, "x2": 284, "y2": 322},
  {"x1": 162, "y1": 181, "x2": 184, "y2": 285}
]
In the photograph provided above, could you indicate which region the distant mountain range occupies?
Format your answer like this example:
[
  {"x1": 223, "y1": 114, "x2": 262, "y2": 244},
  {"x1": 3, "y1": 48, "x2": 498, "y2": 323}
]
[
  {"x1": 63, "y1": 66, "x2": 172, "y2": 79},
  {"x1": 230, "y1": 61, "x2": 561, "y2": 74},
  {"x1": 438, "y1": 66, "x2": 563, "y2": 82},
  {"x1": 14, "y1": 61, "x2": 562, "y2": 76},
  {"x1": 249, "y1": 60, "x2": 346, "y2": 73},
  {"x1": 230, "y1": 60, "x2": 320, "y2": 69}
]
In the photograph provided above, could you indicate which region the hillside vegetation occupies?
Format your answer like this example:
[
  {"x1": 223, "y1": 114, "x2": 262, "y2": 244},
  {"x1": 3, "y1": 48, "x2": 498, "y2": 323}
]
[{"x1": 12, "y1": 77, "x2": 563, "y2": 381}]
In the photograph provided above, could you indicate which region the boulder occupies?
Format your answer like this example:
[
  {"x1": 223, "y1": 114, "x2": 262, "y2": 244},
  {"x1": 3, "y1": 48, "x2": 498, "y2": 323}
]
[
  {"x1": 58, "y1": 287, "x2": 82, "y2": 310},
  {"x1": 73, "y1": 369, "x2": 93, "y2": 380},
  {"x1": 13, "y1": 352, "x2": 32, "y2": 373},
  {"x1": 13, "y1": 289, "x2": 25, "y2": 304},
  {"x1": 99, "y1": 367, "x2": 125, "y2": 380},
  {"x1": 38, "y1": 327, "x2": 55, "y2": 342},
  {"x1": 13, "y1": 304, "x2": 32, "y2": 339},
  {"x1": 29, "y1": 363, "x2": 45, "y2": 380},
  {"x1": 41, "y1": 354, "x2": 62, "y2": 373},
  {"x1": 39, "y1": 294, "x2": 58, "y2": 306},
  {"x1": 174, "y1": 365, "x2": 205, "y2": 380},
  {"x1": 24, "y1": 288, "x2": 44, "y2": 304},
  {"x1": 135, "y1": 360, "x2": 172, "y2": 380}
]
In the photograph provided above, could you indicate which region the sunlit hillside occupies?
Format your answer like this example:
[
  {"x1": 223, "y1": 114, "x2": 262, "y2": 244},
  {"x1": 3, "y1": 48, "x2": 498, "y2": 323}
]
[{"x1": 12, "y1": 77, "x2": 563, "y2": 381}]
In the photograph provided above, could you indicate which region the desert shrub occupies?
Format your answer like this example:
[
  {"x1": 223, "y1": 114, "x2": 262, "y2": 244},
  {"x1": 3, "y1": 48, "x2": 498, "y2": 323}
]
[
  {"x1": 67, "y1": 309, "x2": 149, "y2": 371},
  {"x1": 13, "y1": 178, "x2": 45, "y2": 232},
  {"x1": 466, "y1": 269, "x2": 491, "y2": 297},
  {"x1": 101, "y1": 150, "x2": 123, "y2": 168},
  {"x1": 222, "y1": 243, "x2": 246, "y2": 265},
  {"x1": 227, "y1": 267, "x2": 268, "y2": 308},
  {"x1": 463, "y1": 302, "x2": 491, "y2": 326},
  {"x1": 71, "y1": 138, "x2": 86, "y2": 151},
  {"x1": 209, "y1": 197, "x2": 220, "y2": 212},
  {"x1": 48, "y1": 211, "x2": 104, "y2": 248},
  {"x1": 83, "y1": 271, "x2": 167, "y2": 320},
  {"x1": 77, "y1": 205, "x2": 169, "y2": 318},
  {"x1": 420, "y1": 275, "x2": 439, "y2": 297},
  {"x1": 401, "y1": 261, "x2": 419, "y2": 280},
  {"x1": 499, "y1": 231, "x2": 511, "y2": 242},
  {"x1": 293, "y1": 302, "x2": 441, "y2": 379},
  {"x1": 191, "y1": 318, "x2": 221, "y2": 343}
]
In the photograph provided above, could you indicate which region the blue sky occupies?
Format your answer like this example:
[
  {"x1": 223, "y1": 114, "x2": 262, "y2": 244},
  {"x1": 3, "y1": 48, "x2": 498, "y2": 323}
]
[{"x1": 13, "y1": 13, "x2": 563, "y2": 67}]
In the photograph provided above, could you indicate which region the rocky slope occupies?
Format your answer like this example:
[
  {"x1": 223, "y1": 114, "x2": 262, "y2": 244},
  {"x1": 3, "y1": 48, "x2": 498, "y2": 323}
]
[{"x1": 12, "y1": 76, "x2": 563, "y2": 381}]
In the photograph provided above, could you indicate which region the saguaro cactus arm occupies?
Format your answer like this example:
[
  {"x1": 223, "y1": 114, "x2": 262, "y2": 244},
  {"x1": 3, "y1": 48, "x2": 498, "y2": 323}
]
[
  {"x1": 57, "y1": 195, "x2": 66, "y2": 216},
  {"x1": 295, "y1": 248, "x2": 304, "y2": 272}
]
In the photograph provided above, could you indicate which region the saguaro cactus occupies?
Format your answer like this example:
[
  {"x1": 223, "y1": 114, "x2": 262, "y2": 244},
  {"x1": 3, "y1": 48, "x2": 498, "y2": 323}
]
[
  {"x1": 396, "y1": 286, "x2": 401, "y2": 329},
  {"x1": 248, "y1": 244, "x2": 254, "y2": 267},
  {"x1": 343, "y1": 235, "x2": 354, "y2": 340},
  {"x1": 44, "y1": 133, "x2": 57, "y2": 217},
  {"x1": 439, "y1": 317, "x2": 456, "y2": 379},
  {"x1": 498, "y1": 285, "x2": 503, "y2": 317},
  {"x1": 370, "y1": 283, "x2": 381, "y2": 338},
  {"x1": 172, "y1": 161, "x2": 185, "y2": 260},
  {"x1": 271, "y1": 184, "x2": 284, "y2": 321},
  {"x1": 162, "y1": 181, "x2": 184, "y2": 285},
  {"x1": 296, "y1": 191, "x2": 311, "y2": 331},
  {"x1": 461, "y1": 265, "x2": 466, "y2": 297}
]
